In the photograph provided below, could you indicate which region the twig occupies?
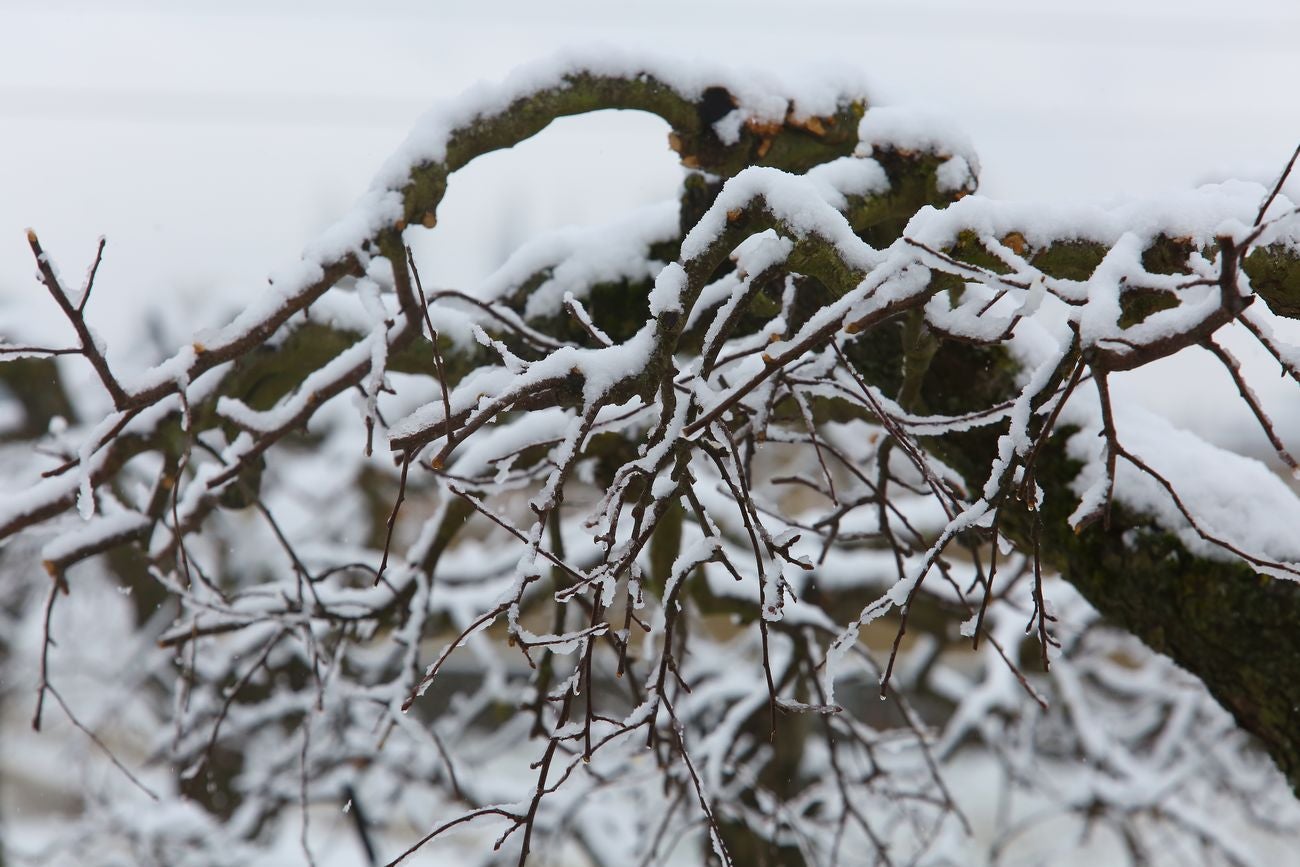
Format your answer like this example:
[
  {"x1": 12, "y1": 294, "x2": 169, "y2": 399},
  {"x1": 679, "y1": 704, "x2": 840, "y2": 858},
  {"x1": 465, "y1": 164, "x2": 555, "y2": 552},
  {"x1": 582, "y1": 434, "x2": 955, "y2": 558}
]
[
  {"x1": 1254, "y1": 143, "x2": 1300, "y2": 226},
  {"x1": 26, "y1": 231, "x2": 128, "y2": 408}
]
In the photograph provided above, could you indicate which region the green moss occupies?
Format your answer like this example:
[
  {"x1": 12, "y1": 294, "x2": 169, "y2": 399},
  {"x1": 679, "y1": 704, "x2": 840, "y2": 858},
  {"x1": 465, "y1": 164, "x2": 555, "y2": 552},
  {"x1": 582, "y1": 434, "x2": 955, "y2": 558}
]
[
  {"x1": 848, "y1": 150, "x2": 959, "y2": 248},
  {"x1": 1030, "y1": 240, "x2": 1107, "y2": 280},
  {"x1": 1141, "y1": 236, "x2": 1196, "y2": 275},
  {"x1": 1118, "y1": 288, "x2": 1179, "y2": 328},
  {"x1": 401, "y1": 73, "x2": 866, "y2": 225},
  {"x1": 949, "y1": 229, "x2": 1011, "y2": 274},
  {"x1": 1246, "y1": 243, "x2": 1300, "y2": 318},
  {"x1": 1005, "y1": 433, "x2": 1300, "y2": 794}
]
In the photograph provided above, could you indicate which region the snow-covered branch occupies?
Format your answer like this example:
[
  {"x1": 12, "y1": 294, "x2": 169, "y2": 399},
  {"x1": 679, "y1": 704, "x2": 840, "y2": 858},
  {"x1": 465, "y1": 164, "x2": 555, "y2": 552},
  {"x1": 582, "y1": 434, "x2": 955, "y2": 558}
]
[{"x1": 3, "y1": 54, "x2": 1300, "y2": 867}]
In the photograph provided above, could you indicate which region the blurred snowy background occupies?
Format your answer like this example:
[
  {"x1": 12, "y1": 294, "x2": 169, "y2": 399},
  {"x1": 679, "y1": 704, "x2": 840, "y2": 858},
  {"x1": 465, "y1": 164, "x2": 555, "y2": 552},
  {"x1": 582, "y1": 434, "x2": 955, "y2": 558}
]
[{"x1": 1, "y1": 0, "x2": 1298, "y2": 863}]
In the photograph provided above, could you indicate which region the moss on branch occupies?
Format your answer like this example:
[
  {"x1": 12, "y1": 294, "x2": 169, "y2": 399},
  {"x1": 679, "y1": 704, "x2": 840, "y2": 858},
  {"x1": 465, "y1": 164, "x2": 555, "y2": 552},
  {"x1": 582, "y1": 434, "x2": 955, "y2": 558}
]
[
  {"x1": 863, "y1": 307, "x2": 1300, "y2": 795},
  {"x1": 399, "y1": 71, "x2": 866, "y2": 230}
]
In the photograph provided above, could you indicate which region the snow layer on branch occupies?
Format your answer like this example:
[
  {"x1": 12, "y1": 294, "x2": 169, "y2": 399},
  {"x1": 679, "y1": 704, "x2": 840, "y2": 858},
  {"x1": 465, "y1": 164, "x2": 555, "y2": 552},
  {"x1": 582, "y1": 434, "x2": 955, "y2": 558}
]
[
  {"x1": 447, "y1": 400, "x2": 644, "y2": 481},
  {"x1": 133, "y1": 189, "x2": 402, "y2": 389},
  {"x1": 111, "y1": 50, "x2": 874, "y2": 412},
  {"x1": 478, "y1": 201, "x2": 678, "y2": 320},
  {"x1": 648, "y1": 262, "x2": 688, "y2": 316},
  {"x1": 731, "y1": 229, "x2": 796, "y2": 279},
  {"x1": 803, "y1": 156, "x2": 892, "y2": 208},
  {"x1": 388, "y1": 325, "x2": 657, "y2": 446},
  {"x1": 40, "y1": 509, "x2": 149, "y2": 564},
  {"x1": 1063, "y1": 398, "x2": 1300, "y2": 572},
  {"x1": 925, "y1": 282, "x2": 1016, "y2": 342},
  {"x1": 857, "y1": 105, "x2": 981, "y2": 179},
  {"x1": 215, "y1": 322, "x2": 393, "y2": 434},
  {"x1": 906, "y1": 180, "x2": 1294, "y2": 251},
  {"x1": 682, "y1": 166, "x2": 880, "y2": 269},
  {"x1": 375, "y1": 46, "x2": 873, "y2": 187},
  {"x1": 108, "y1": 48, "x2": 875, "y2": 403}
]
